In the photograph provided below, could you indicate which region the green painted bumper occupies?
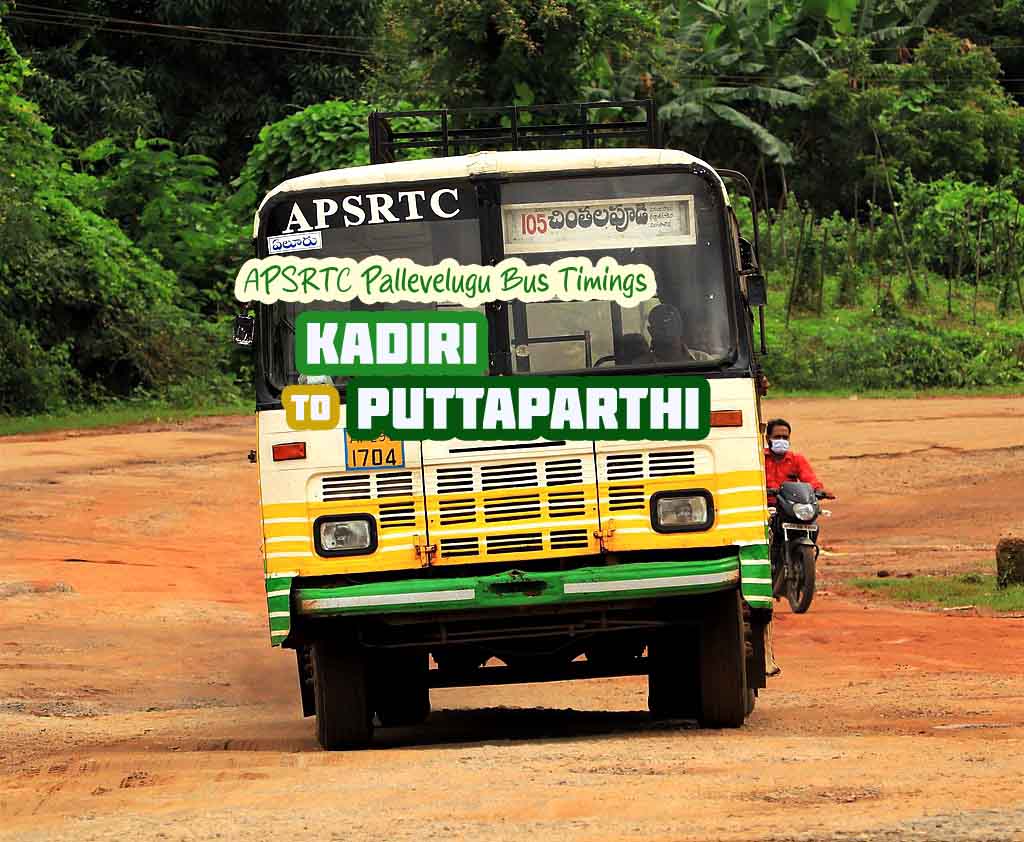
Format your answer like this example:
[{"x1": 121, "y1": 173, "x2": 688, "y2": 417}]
[{"x1": 294, "y1": 555, "x2": 754, "y2": 619}]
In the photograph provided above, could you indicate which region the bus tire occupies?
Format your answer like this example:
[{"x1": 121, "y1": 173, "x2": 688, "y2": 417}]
[
  {"x1": 374, "y1": 651, "x2": 431, "y2": 727},
  {"x1": 312, "y1": 641, "x2": 373, "y2": 750},
  {"x1": 698, "y1": 589, "x2": 748, "y2": 728},
  {"x1": 647, "y1": 627, "x2": 700, "y2": 720}
]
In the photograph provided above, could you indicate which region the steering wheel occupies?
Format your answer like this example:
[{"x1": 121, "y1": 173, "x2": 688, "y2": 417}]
[{"x1": 593, "y1": 354, "x2": 618, "y2": 367}]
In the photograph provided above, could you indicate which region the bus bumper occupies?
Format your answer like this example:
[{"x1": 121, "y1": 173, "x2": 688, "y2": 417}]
[{"x1": 291, "y1": 549, "x2": 770, "y2": 621}]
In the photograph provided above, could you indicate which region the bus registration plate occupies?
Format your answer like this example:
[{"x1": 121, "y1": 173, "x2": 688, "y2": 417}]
[{"x1": 344, "y1": 432, "x2": 405, "y2": 471}]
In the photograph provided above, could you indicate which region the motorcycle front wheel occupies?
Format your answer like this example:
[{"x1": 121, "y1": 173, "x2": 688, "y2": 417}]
[{"x1": 787, "y1": 545, "x2": 817, "y2": 614}]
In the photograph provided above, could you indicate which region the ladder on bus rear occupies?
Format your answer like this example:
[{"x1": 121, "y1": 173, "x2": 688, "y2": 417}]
[{"x1": 368, "y1": 100, "x2": 658, "y2": 164}]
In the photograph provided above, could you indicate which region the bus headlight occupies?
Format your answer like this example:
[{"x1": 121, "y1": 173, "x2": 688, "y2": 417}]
[
  {"x1": 314, "y1": 515, "x2": 376, "y2": 556},
  {"x1": 651, "y1": 492, "x2": 713, "y2": 532}
]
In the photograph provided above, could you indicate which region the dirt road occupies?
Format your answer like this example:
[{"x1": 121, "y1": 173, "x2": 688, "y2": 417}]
[{"x1": 2, "y1": 396, "x2": 1023, "y2": 841}]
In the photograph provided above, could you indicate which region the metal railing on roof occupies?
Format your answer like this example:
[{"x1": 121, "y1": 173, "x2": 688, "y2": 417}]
[{"x1": 369, "y1": 100, "x2": 658, "y2": 164}]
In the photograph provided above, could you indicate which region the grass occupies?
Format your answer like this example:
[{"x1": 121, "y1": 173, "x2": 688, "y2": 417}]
[
  {"x1": 850, "y1": 573, "x2": 1024, "y2": 612},
  {"x1": 0, "y1": 401, "x2": 250, "y2": 437},
  {"x1": 767, "y1": 385, "x2": 1024, "y2": 399}
]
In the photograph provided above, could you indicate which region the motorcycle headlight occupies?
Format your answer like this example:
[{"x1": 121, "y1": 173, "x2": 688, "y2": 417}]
[
  {"x1": 315, "y1": 516, "x2": 376, "y2": 556},
  {"x1": 652, "y1": 492, "x2": 713, "y2": 532},
  {"x1": 792, "y1": 502, "x2": 817, "y2": 521}
]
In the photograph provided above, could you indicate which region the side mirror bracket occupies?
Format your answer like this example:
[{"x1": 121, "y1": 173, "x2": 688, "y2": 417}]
[
  {"x1": 233, "y1": 313, "x2": 255, "y2": 347},
  {"x1": 743, "y1": 271, "x2": 767, "y2": 307},
  {"x1": 740, "y1": 271, "x2": 768, "y2": 355}
]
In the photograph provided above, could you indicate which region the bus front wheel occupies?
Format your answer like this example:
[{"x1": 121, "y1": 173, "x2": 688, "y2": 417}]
[
  {"x1": 698, "y1": 589, "x2": 748, "y2": 728},
  {"x1": 312, "y1": 642, "x2": 373, "y2": 750}
]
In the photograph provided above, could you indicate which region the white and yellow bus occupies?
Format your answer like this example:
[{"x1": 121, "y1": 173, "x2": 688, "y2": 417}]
[{"x1": 241, "y1": 103, "x2": 774, "y2": 749}]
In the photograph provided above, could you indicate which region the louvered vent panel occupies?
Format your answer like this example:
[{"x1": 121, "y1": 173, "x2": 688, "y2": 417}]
[
  {"x1": 375, "y1": 471, "x2": 415, "y2": 496},
  {"x1": 436, "y1": 466, "x2": 475, "y2": 494},
  {"x1": 483, "y1": 493, "x2": 542, "y2": 523},
  {"x1": 608, "y1": 484, "x2": 646, "y2": 512},
  {"x1": 480, "y1": 462, "x2": 538, "y2": 491},
  {"x1": 544, "y1": 458, "x2": 583, "y2": 486},
  {"x1": 486, "y1": 532, "x2": 544, "y2": 555},
  {"x1": 547, "y1": 490, "x2": 586, "y2": 518},
  {"x1": 321, "y1": 471, "x2": 415, "y2": 501},
  {"x1": 440, "y1": 537, "x2": 479, "y2": 558},
  {"x1": 605, "y1": 453, "x2": 644, "y2": 481},
  {"x1": 549, "y1": 529, "x2": 590, "y2": 550},
  {"x1": 647, "y1": 451, "x2": 696, "y2": 478},
  {"x1": 378, "y1": 501, "x2": 416, "y2": 529},
  {"x1": 439, "y1": 497, "x2": 476, "y2": 526},
  {"x1": 321, "y1": 474, "x2": 372, "y2": 501}
]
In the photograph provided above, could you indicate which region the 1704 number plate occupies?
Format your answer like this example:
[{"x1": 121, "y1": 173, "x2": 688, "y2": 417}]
[{"x1": 344, "y1": 432, "x2": 405, "y2": 471}]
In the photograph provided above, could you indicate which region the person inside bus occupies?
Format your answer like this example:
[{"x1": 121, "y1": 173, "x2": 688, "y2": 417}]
[
  {"x1": 764, "y1": 418, "x2": 834, "y2": 502},
  {"x1": 620, "y1": 331, "x2": 655, "y2": 364},
  {"x1": 685, "y1": 312, "x2": 728, "y2": 360},
  {"x1": 645, "y1": 303, "x2": 695, "y2": 362}
]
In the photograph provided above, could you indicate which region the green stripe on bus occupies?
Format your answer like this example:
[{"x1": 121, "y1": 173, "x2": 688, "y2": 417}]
[
  {"x1": 739, "y1": 544, "x2": 770, "y2": 561},
  {"x1": 267, "y1": 594, "x2": 290, "y2": 612},
  {"x1": 742, "y1": 582, "x2": 773, "y2": 596},
  {"x1": 294, "y1": 557, "x2": 741, "y2": 618}
]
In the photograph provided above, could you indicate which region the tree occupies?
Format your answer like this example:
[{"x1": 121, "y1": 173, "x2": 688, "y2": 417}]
[
  {"x1": 370, "y1": 0, "x2": 658, "y2": 108},
  {"x1": 788, "y1": 31, "x2": 1024, "y2": 214},
  {"x1": 7, "y1": 0, "x2": 379, "y2": 174},
  {"x1": 654, "y1": 0, "x2": 825, "y2": 169},
  {"x1": 0, "y1": 14, "x2": 232, "y2": 411}
]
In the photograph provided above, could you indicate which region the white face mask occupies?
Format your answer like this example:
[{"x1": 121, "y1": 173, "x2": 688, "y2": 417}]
[{"x1": 769, "y1": 438, "x2": 790, "y2": 455}]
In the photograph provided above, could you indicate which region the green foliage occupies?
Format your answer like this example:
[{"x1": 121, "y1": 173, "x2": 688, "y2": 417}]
[
  {"x1": 234, "y1": 99, "x2": 438, "y2": 201},
  {"x1": 20, "y1": 52, "x2": 160, "y2": 150},
  {"x1": 372, "y1": 0, "x2": 658, "y2": 107},
  {"x1": 836, "y1": 263, "x2": 866, "y2": 307},
  {"x1": 656, "y1": 0, "x2": 820, "y2": 166},
  {"x1": 89, "y1": 138, "x2": 246, "y2": 312},
  {"x1": 790, "y1": 31, "x2": 1024, "y2": 213},
  {"x1": 236, "y1": 100, "x2": 377, "y2": 199},
  {"x1": 762, "y1": 304, "x2": 1024, "y2": 391},
  {"x1": 0, "y1": 399, "x2": 248, "y2": 438},
  {"x1": 899, "y1": 172, "x2": 1022, "y2": 281},
  {"x1": 0, "y1": 20, "x2": 239, "y2": 412},
  {"x1": 9, "y1": 0, "x2": 379, "y2": 173}
]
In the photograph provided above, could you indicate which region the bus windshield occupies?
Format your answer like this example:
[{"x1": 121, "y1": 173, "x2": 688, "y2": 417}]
[
  {"x1": 499, "y1": 171, "x2": 735, "y2": 373},
  {"x1": 260, "y1": 170, "x2": 738, "y2": 395},
  {"x1": 261, "y1": 189, "x2": 482, "y2": 392}
]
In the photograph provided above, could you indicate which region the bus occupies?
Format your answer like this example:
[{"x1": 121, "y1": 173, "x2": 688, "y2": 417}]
[{"x1": 238, "y1": 101, "x2": 774, "y2": 749}]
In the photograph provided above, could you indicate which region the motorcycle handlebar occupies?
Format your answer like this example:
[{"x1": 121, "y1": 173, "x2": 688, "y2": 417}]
[{"x1": 765, "y1": 487, "x2": 836, "y2": 500}]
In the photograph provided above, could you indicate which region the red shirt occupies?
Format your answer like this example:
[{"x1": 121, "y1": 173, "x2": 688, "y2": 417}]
[{"x1": 764, "y1": 449, "x2": 823, "y2": 495}]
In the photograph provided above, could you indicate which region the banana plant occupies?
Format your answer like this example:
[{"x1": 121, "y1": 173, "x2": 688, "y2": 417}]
[{"x1": 657, "y1": 0, "x2": 820, "y2": 165}]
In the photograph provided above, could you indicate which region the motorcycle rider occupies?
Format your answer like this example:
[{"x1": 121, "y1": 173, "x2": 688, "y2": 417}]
[{"x1": 764, "y1": 418, "x2": 834, "y2": 503}]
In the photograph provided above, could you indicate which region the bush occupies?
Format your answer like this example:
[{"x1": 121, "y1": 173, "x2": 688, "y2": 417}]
[
  {"x1": 763, "y1": 310, "x2": 1024, "y2": 391},
  {"x1": 0, "y1": 24, "x2": 244, "y2": 413},
  {"x1": 0, "y1": 315, "x2": 78, "y2": 413},
  {"x1": 235, "y1": 100, "x2": 436, "y2": 202}
]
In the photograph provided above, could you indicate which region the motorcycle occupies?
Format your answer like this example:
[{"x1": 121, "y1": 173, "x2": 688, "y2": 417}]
[{"x1": 767, "y1": 482, "x2": 833, "y2": 614}]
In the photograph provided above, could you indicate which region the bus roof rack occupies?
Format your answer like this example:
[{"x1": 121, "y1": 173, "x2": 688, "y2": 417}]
[{"x1": 369, "y1": 100, "x2": 658, "y2": 164}]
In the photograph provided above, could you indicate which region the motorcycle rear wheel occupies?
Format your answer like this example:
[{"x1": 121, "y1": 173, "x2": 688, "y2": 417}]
[{"x1": 787, "y1": 545, "x2": 817, "y2": 614}]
